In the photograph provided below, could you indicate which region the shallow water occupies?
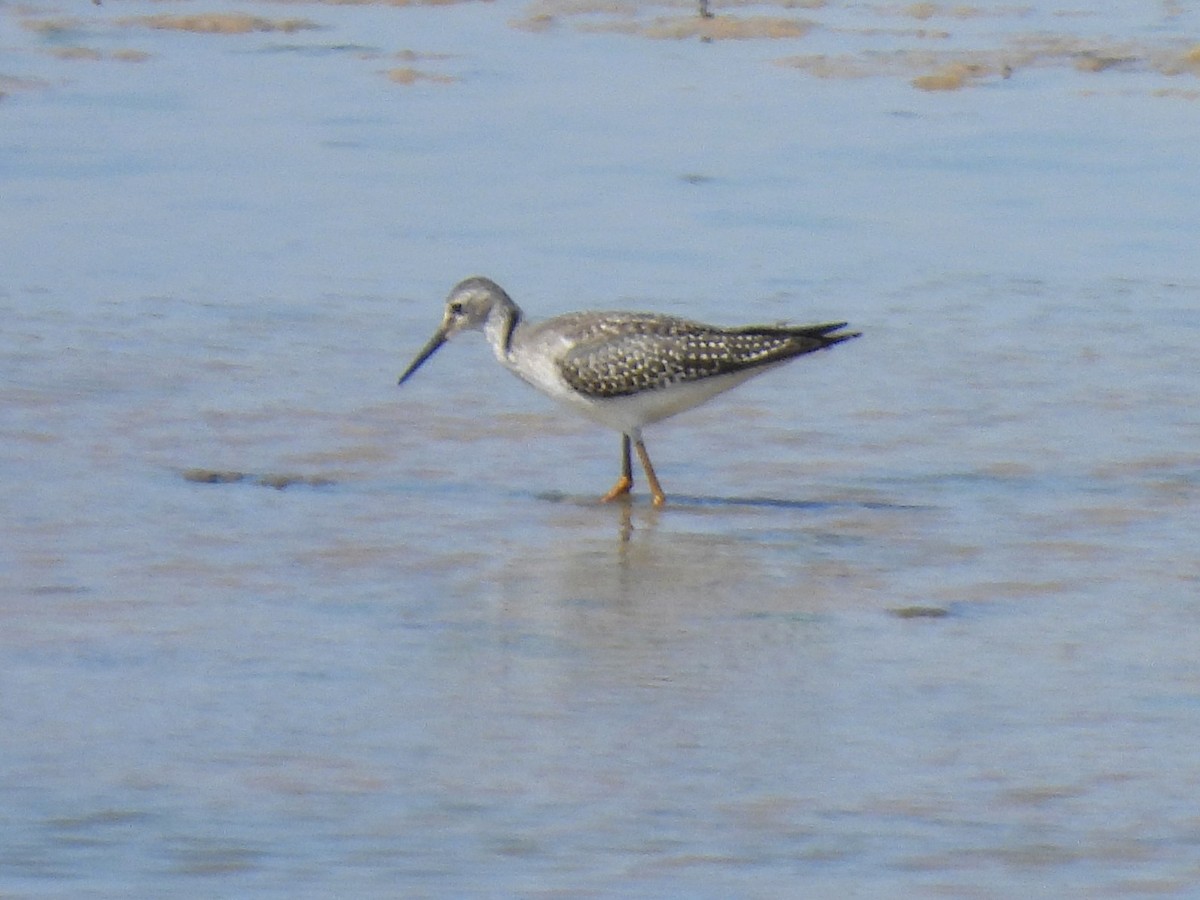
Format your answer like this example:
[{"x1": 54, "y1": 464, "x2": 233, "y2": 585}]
[{"x1": 3, "y1": 1, "x2": 1200, "y2": 896}]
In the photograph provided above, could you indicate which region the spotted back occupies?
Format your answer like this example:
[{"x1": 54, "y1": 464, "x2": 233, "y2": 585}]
[{"x1": 557, "y1": 314, "x2": 857, "y2": 399}]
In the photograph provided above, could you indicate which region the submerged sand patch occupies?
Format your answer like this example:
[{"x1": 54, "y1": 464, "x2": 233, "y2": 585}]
[
  {"x1": 385, "y1": 65, "x2": 458, "y2": 84},
  {"x1": 268, "y1": 0, "x2": 486, "y2": 5},
  {"x1": 514, "y1": 0, "x2": 1200, "y2": 93},
  {"x1": 19, "y1": 16, "x2": 86, "y2": 35},
  {"x1": 122, "y1": 14, "x2": 321, "y2": 35},
  {"x1": 8, "y1": 0, "x2": 1200, "y2": 95},
  {"x1": 383, "y1": 48, "x2": 460, "y2": 82},
  {"x1": 580, "y1": 14, "x2": 812, "y2": 39},
  {"x1": 514, "y1": 0, "x2": 815, "y2": 40},
  {"x1": 0, "y1": 74, "x2": 52, "y2": 94},
  {"x1": 45, "y1": 46, "x2": 104, "y2": 61},
  {"x1": 37, "y1": 45, "x2": 153, "y2": 63},
  {"x1": 777, "y1": 28, "x2": 1200, "y2": 92},
  {"x1": 911, "y1": 60, "x2": 989, "y2": 90}
]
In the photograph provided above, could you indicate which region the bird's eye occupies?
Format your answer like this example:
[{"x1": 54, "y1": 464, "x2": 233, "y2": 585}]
[{"x1": 449, "y1": 301, "x2": 464, "y2": 315}]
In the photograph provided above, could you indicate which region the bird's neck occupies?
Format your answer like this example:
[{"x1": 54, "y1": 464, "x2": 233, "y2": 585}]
[{"x1": 484, "y1": 299, "x2": 523, "y2": 363}]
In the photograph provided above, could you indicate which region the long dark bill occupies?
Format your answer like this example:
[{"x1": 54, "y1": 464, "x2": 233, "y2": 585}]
[{"x1": 397, "y1": 328, "x2": 448, "y2": 385}]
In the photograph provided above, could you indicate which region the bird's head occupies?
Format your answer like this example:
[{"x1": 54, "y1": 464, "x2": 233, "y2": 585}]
[{"x1": 397, "y1": 277, "x2": 515, "y2": 385}]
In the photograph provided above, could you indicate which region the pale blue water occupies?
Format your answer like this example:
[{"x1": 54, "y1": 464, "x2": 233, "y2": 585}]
[{"x1": 3, "y1": 1, "x2": 1200, "y2": 897}]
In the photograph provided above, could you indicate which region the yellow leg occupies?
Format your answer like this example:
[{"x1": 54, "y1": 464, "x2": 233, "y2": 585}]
[
  {"x1": 600, "y1": 434, "x2": 633, "y2": 503},
  {"x1": 634, "y1": 438, "x2": 666, "y2": 507},
  {"x1": 600, "y1": 475, "x2": 632, "y2": 502}
]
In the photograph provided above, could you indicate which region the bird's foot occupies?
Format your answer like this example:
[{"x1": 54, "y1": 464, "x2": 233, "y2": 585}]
[{"x1": 599, "y1": 476, "x2": 633, "y2": 503}]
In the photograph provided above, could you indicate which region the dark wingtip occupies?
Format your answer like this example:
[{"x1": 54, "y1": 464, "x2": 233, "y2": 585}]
[
  {"x1": 740, "y1": 321, "x2": 861, "y2": 342},
  {"x1": 804, "y1": 321, "x2": 854, "y2": 337},
  {"x1": 791, "y1": 322, "x2": 860, "y2": 349},
  {"x1": 826, "y1": 328, "x2": 862, "y2": 344}
]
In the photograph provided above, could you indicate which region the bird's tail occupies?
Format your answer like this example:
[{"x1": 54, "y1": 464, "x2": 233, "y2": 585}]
[
  {"x1": 738, "y1": 321, "x2": 861, "y2": 348},
  {"x1": 799, "y1": 322, "x2": 861, "y2": 347}
]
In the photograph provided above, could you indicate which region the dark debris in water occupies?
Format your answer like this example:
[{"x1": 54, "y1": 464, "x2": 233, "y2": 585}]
[
  {"x1": 182, "y1": 468, "x2": 245, "y2": 485},
  {"x1": 890, "y1": 605, "x2": 951, "y2": 619},
  {"x1": 256, "y1": 473, "x2": 336, "y2": 490},
  {"x1": 181, "y1": 468, "x2": 336, "y2": 490}
]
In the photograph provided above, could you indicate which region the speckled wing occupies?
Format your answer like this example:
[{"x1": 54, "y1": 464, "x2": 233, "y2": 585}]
[{"x1": 557, "y1": 314, "x2": 857, "y2": 399}]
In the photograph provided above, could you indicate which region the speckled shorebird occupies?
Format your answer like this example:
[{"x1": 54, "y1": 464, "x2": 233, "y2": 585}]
[{"x1": 398, "y1": 277, "x2": 859, "y2": 506}]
